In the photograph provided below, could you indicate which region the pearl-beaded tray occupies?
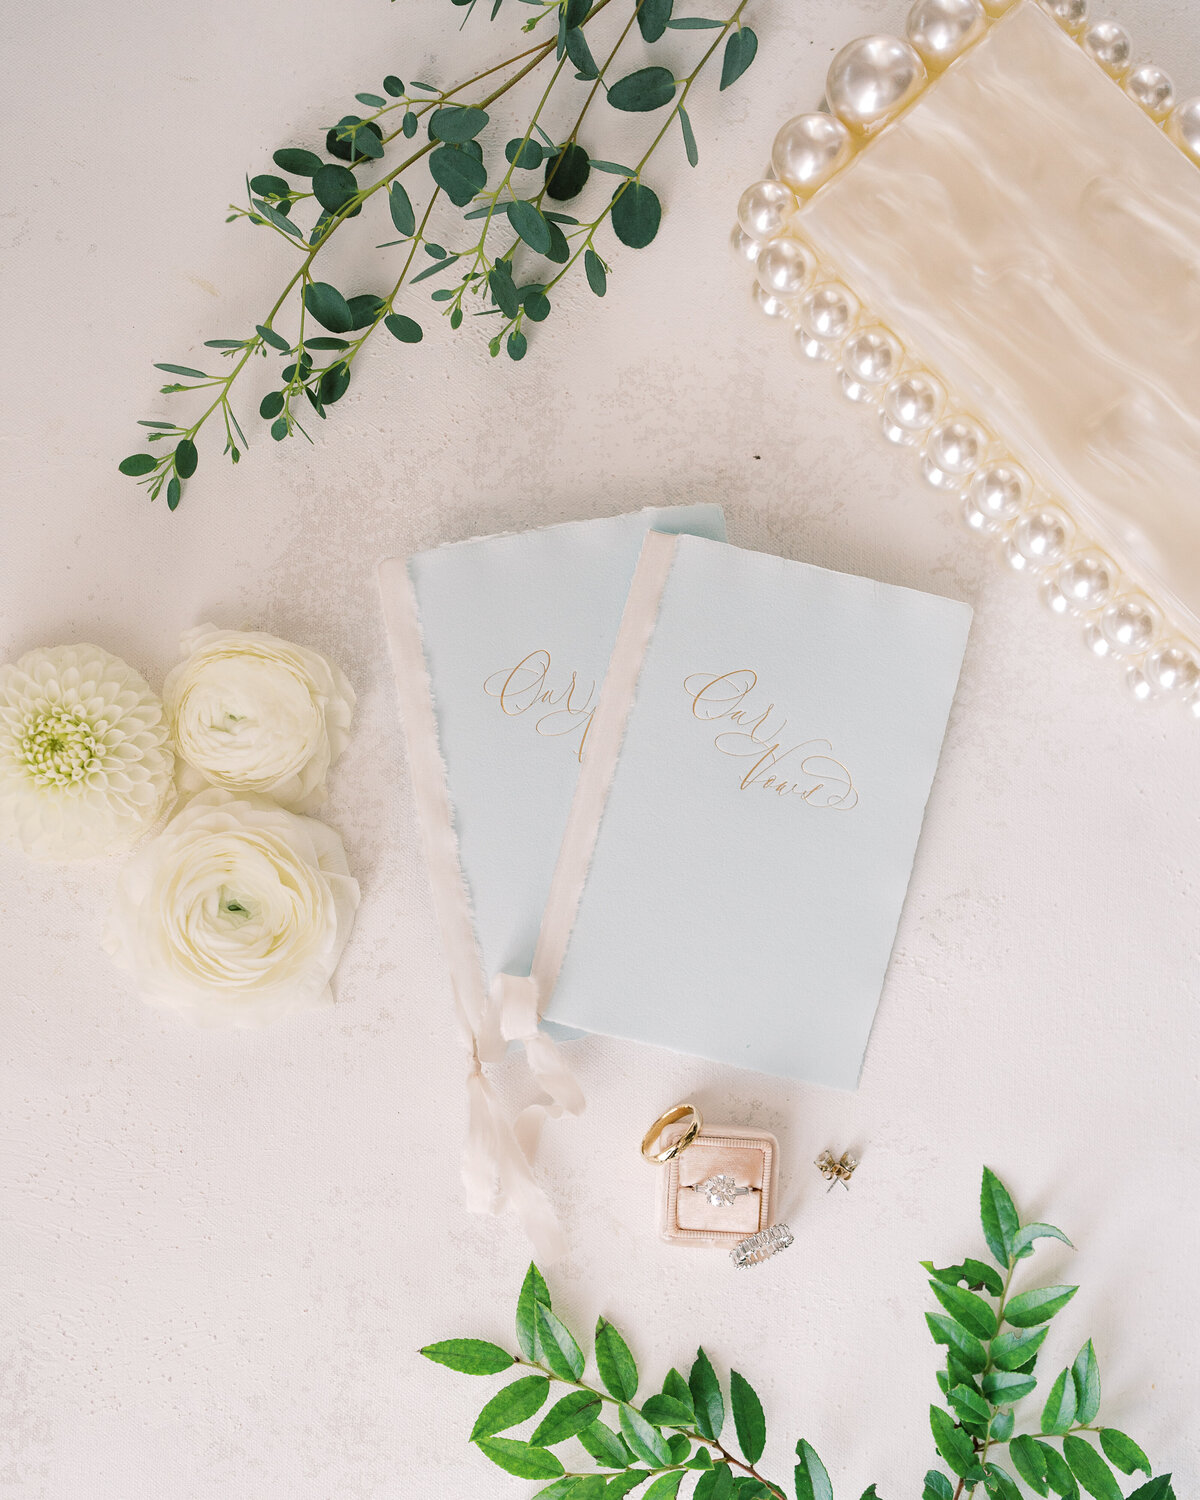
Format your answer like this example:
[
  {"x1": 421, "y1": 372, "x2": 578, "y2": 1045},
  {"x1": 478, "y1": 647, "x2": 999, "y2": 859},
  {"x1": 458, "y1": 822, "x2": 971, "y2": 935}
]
[{"x1": 736, "y1": 0, "x2": 1200, "y2": 715}]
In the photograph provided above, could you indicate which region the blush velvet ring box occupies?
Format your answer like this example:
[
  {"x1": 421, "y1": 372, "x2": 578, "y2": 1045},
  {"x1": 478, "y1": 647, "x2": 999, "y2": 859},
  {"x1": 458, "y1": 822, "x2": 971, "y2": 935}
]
[{"x1": 664, "y1": 1128, "x2": 780, "y2": 1248}]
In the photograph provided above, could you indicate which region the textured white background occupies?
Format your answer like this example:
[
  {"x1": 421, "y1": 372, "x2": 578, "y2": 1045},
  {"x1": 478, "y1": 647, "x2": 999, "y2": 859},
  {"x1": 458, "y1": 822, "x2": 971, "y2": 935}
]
[{"x1": 2, "y1": 1, "x2": 1198, "y2": 1495}]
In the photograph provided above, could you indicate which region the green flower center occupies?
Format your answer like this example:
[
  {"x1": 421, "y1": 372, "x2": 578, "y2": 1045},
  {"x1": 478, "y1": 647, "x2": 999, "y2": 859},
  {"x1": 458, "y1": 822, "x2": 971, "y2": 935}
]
[{"x1": 20, "y1": 708, "x2": 102, "y2": 786}]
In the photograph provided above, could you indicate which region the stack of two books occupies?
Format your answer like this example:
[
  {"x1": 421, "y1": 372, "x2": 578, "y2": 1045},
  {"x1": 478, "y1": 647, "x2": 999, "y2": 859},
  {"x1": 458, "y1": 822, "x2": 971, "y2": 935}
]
[{"x1": 379, "y1": 507, "x2": 970, "y2": 1247}]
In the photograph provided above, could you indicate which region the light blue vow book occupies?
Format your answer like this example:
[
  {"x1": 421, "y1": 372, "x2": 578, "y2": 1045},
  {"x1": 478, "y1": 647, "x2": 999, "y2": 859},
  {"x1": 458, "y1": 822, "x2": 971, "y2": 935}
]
[
  {"x1": 381, "y1": 508, "x2": 725, "y2": 983},
  {"x1": 540, "y1": 532, "x2": 972, "y2": 1087}
]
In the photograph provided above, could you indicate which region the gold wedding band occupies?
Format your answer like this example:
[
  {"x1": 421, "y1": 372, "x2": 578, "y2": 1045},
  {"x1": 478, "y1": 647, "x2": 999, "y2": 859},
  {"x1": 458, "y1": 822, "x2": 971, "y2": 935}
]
[{"x1": 641, "y1": 1102, "x2": 703, "y2": 1163}]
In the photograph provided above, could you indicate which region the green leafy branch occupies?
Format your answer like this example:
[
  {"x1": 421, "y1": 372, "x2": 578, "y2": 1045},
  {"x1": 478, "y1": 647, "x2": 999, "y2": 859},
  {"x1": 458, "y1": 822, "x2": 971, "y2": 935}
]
[
  {"x1": 118, "y1": 0, "x2": 760, "y2": 509},
  {"x1": 420, "y1": 1170, "x2": 1176, "y2": 1500}
]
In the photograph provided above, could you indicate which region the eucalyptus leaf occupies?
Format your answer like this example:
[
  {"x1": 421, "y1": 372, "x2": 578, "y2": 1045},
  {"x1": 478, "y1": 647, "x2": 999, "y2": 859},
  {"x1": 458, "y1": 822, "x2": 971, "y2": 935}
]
[
  {"x1": 173, "y1": 438, "x2": 198, "y2": 478},
  {"x1": 506, "y1": 136, "x2": 544, "y2": 168},
  {"x1": 259, "y1": 391, "x2": 285, "y2": 419},
  {"x1": 666, "y1": 14, "x2": 724, "y2": 25},
  {"x1": 610, "y1": 181, "x2": 661, "y2": 249},
  {"x1": 249, "y1": 173, "x2": 290, "y2": 199},
  {"x1": 488, "y1": 260, "x2": 520, "y2": 318},
  {"x1": 383, "y1": 75, "x2": 404, "y2": 96},
  {"x1": 508, "y1": 198, "x2": 552, "y2": 254},
  {"x1": 544, "y1": 141, "x2": 590, "y2": 201},
  {"x1": 608, "y1": 67, "x2": 676, "y2": 112},
  {"x1": 312, "y1": 163, "x2": 359, "y2": 213},
  {"x1": 166, "y1": 476, "x2": 182, "y2": 510},
  {"x1": 429, "y1": 144, "x2": 487, "y2": 205},
  {"x1": 256, "y1": 324, "x2": 291, "y2": 352},
  {"x1": 506, "y1": 329, "x2": 527, "y2": 360},
  {"x1": 719, "y1": 27, "x2": 758, "y2": 90},
  {"x1": 584, "y1": 247, "x2": 607, "y2": 296},
  {"x1": 637, "y1": 0, "x2": 673, "y2": 41},
  {"x1": 564, "y1": 25, "x2": 598, "y2": 78},
  {"x1": 729, "y1": 1370, "x2": 765, "y2": 1465},
  {"x1": 430, "y1": 105, "x2": 490, "y2": 142},
  {"x1": 388, "y1": 182, "x2": 416, "y2": 235},
  {"x1": 303, "y1": 281, "x2": 354, "y2": 333},
  {"x1": 326, "y1": 116, "x2": 381, "y2": 163},
  {"x1": 153, "y1": 363, "x2": 209, "y2": 378},
  {"x1": 118, "y1": 454, "x2": 156, "y2": 476},
  {"x1": 346, "y1": 293, "x2": 385, "y2": 330},
  {"x1": 384, "y1": 313, "x2": 422, "y2": 343},
  {"x1": 679, "y1": 105, "x2": 698, "y2": 166},
  {"x1": 272, "y1": 147, "x2": 323, "y2": 176}
]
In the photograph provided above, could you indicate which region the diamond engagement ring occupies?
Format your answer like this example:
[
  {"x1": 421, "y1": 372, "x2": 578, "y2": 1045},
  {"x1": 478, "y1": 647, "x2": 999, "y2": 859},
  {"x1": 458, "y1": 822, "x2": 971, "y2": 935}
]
[{"x1": 690, "y1": 1174, "x2": 757, "y2": 1207}]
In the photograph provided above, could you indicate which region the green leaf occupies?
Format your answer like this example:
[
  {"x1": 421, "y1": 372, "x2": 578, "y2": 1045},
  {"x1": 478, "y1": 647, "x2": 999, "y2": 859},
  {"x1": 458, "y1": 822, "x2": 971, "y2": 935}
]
[
  {"x1": 545, "y1": 141, "x2": 590, "y2": 201},
  {"x1": 640, "y1": 1394, "x2": 694, "y2": 1429},
  {"x1": 719, "y1": 26, "x2": 758, "y2": 89},
  {"x1": 930, "y1": 1407, "x2": 981, "y2": 1480},
  {"x1": 981, "y1": 1371, "x2": 1036, "y2": 1403},
  {"x1": 506, "y1": 136, "x2": 544, "y2": 168},
  {"x1": 929, "y1": 1280, "x2": 998, "y2": 1340},
  {"x1": 564, "y1": 25, "x2": 598, "y2": 78},
  {"x1": 172, "y1": 438, "x2": 197, "y2": 478},
  {"x1": 1038, "y1": 1443, "x2": 1079, "y2": 1499},
  {"x1": 577, "y1": 1417, "x2": 633, "y2": 1469},
  {"x1": 1062, "y1": 1437, "x2": 1122, "y2": 1500},
  {"x1": 608, "y1": 66, "x2": 676, "y2": 112},
  {"x1": 1006, "y1": 1286, "x2": 1078, "y2": 1329},
  {"x1": 584, "y1": 247, "x2": 607, "y2": 296},
  {"x1": 475, "y1": 1436, "x2": 564, "y2": 1480},
  {"x1": 1070, "y1": 1340, "x2": 1100, "y2": 1425},
  {"x1": 922, "y1": 1473, "x2": 955, "y2": 1500},
  {"x1": 619, "y1": 1403, "x2": 672, "y2": 1467},
  {"x1": 637, "y1": 0, "x2": 673, "y2": 40},
  {"x1": 166, "y1": 476, "x2": 181, "y2": 510},
  {"x1": 858, "y1": 1489, "x2": 881, "y2": 1500},
  {"x1": 991, "y1": 1326, "x2": 1049, "y2": 1370},
  {"x1": 388, "y1": 182, "x2": 415, "y2": 235},
  {"x1": 303, "y1": 281, "x2": 354, "y2": 334},
  {"x1": 430, "y1": 106, "x2": 489, "y2": 142},
  {"x1": 507, "y1": 329, "x2": 528, "y2": 360},
  {"x1": 1098, "y1": 1430, "x2": 1150, "y2": 1477},
  {"x1": 1126, "y1": 1480, "x2": 1175, "y2": 1500},
  {"x1": 346, "y1": 293, "x2": 385, "y2": 330},
  {"x1": 533, "y1": 1303, "x2": 584, "y2": 1381},
  {"x1": 980, "y1": 1168, "x2": 1020, "y2": 1267},
  {"x1": 384, "y1": 313, "x2": 423, "y2": 343},
  {"x1": 118, "y1": 453, "x2": 157, "y2": 476},
  {"x1": 679, "y1": 105, "x2": 698, "y2": 166},
  {"x1": 312, "y1": 163, "x2": 359, "y2": 213},
  {"x1": 948, "y1": 1384, "x2": 991, "y2": 1427},
  {"x1": 1012, "y1": 1223, "x2": 1074, "y2": 1259},
  {"x1": 611, "y1": 181, "x2": 661, "y2": 249},
  {"x1": 273, "y1": 147, "x2": 323, "y2": 176},
  {"x1": 153, "y1": 363, "x2": 209, "y2": 378},
  {"x1": 429, "y1": 144, "x2": 487, "y2": 205},
  {"x1": 259, "y1": 390, "x2": 285, "y2": 419},
  {"x1": 984, "y1": 1464, "x2": 1022, "y2": 1500},
  {"x1": 419, "y1": 1338, "x2": 514, "y2": 1375},
  {"x1": 597, "y1": 1314, "x2": 642, "y2": 1404},
  {"x1": 925, "y1": 1314, "x2": 988, "y2": 1373},
  {"x1": 687, "y1": 1450, "x2": 714, "y2": 1470},
  {"x1": 729, "y1": 1371, "x2": 765, "y2": 1465},
  {"x1": 256, "y1": 323, "x2": 291, "y2": 352},
  {"x1": 1010, "y1": 1436, "x2": 1050, "y2": 1496},
  {"x1": 795, "y1": 1439, "x2": 834, "y2": 1500},
  {"x1": 607, "y1": 1474, "x2": 654, "y2": 1499},
  {"x1": 689, "y1": 1348, "x2": 724, "y2": 1441},
  {"x1": 516, "y1": 1263, "x2": 551, "y2": 1361},
  {"x1": 666, "y1": 14, "x2": 723, "y2": 25},
  {"x1": 471, "y1": 1376, "x2": 551, "y2": 1440},
  {"x1": 923, "y1": 1260, "x2": 1006, "y2": 1298},
  {"x1": 695, "y1": 1467, "x2": 734, "y2": 1500},
  {"x1": 529, "y1": 1389, "x2": 601, "y2": 1446},
  {"x1": 507, "y1": 198, "x2": 551, "y2": 254},
  {"x1": 643, "y1": 1476, "x2": 685, "y2": 1500},
  {"x1": 1040, "y1": 1368, "x2": 1077, "y2": 1435},
  {"x1": 661, "y1": 1368, "x2": 694, "y2": 1421}
]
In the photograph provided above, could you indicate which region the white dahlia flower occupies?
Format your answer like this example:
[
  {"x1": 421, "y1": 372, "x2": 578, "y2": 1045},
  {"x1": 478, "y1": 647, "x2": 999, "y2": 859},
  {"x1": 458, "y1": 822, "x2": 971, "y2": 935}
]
[
  {"x1": 163, "y1": 625, "x2": 355, "y2": 813},
  {"x1": 103, "y1": 788, "x2": 359, "y2": 1027},
  {"x1": 0, "y1": 644, "x2": 174, "y2": 861}
]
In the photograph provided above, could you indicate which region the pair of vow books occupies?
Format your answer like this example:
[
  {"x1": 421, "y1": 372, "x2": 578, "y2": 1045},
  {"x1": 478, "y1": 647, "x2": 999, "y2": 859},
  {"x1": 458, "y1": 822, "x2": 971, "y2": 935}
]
[{"x1": 380, "y1": 508, "x2": 971, "y2": 1090}]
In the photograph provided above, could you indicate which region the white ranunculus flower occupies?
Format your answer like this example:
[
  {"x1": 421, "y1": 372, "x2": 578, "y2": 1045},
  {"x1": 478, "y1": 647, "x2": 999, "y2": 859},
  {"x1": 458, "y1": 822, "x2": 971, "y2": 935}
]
[
  {"x1": 0, "y1": 643, "x2": 175, "y2": 861},
  {"x1": 104, "y1": 789, "x2": 360, "y2": 1027},
  {"x1": 163, "y1": 625, "x2": 355, "y2": 812}
]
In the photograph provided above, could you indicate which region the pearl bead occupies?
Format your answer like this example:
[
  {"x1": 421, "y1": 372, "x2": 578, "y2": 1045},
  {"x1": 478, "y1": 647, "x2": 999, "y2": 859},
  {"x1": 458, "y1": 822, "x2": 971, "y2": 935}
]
[
  {"x1": 1003, "y1": 506, "x2": 1072, "y2": 572},
  {"x1": 1045, "y1": 550, "x2": 1115, "y2": 615},
  {"x1": 921, "y1": 416, "x2": 985, "y2": 489},
  {"x1": 1094, "y1": 595, "x2": 1161, "y2": 657},
  {"x1": 795, "y1": 282, "x2": 858, "y2": 360},
  {"x1": 1038, "y1": 0, "x2": 1087, "y2": 31},
  {"x1": 1082, "y1": 21, "x2": 1131, "y2": 77},
  {"x1": 1141, "y1": 642, "x2": 1200, "y2": 695},
  {"x1": 771, "y1": 114, "x2": 852, "y2": 193},
  {"x1": 756, "y1": 238, "x2": 815, "y2": 298},
  {"x1": 730, "y1": 225, "x2": 762, "y2": 263},
  {"x1": 1125, "y1": 64, "x2": 1174, "y2": 118},
  {"x1": 1167, "y1": 99, "x2": 1200, "y2": 165},
  {"x1": 737, "y1": 179, "x2": 797, "y2": 241},
  {"x1": 881, "y1": 371, "x2": 945, "y2": 445},
  {"x1": 906, "y1": 0, "x2": 986, "y2": 68},
  {"x1": 754, "y1": 284, "x2": 797, "y2": 318},
  {"x1": 839, "y1": 327, "x2": 902, "y2": 402},
  {"x1": 963, "y1": 462, "x2": 1029, "y2": 530},
  {"x1": 826, "y1": 36, "x2": 926, "y2": 131}
]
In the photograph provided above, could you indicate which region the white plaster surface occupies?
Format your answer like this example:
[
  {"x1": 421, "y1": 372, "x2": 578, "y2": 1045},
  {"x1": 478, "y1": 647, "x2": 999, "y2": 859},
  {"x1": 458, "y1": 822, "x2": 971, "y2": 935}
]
[{"x1": 2, "y1": 1, "x2": 1198, "y2": 1496}]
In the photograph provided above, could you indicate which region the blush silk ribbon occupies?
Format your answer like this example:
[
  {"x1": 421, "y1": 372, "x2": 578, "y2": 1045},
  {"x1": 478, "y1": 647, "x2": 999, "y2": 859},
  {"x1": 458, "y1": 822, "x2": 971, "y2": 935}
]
[{"x1": 378, "y1": 535, "x2": 675, "y2": 1261}]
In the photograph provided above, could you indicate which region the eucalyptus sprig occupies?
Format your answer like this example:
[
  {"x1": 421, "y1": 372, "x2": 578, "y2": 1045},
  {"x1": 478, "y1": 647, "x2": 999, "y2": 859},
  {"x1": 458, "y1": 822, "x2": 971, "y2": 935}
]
[
  {"x1": 118, "y1": 0, "x2": 759, "y2": 509},
  {"x1": 420, "y1": 1169, "x2": 1176, "y2": 1500}
]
